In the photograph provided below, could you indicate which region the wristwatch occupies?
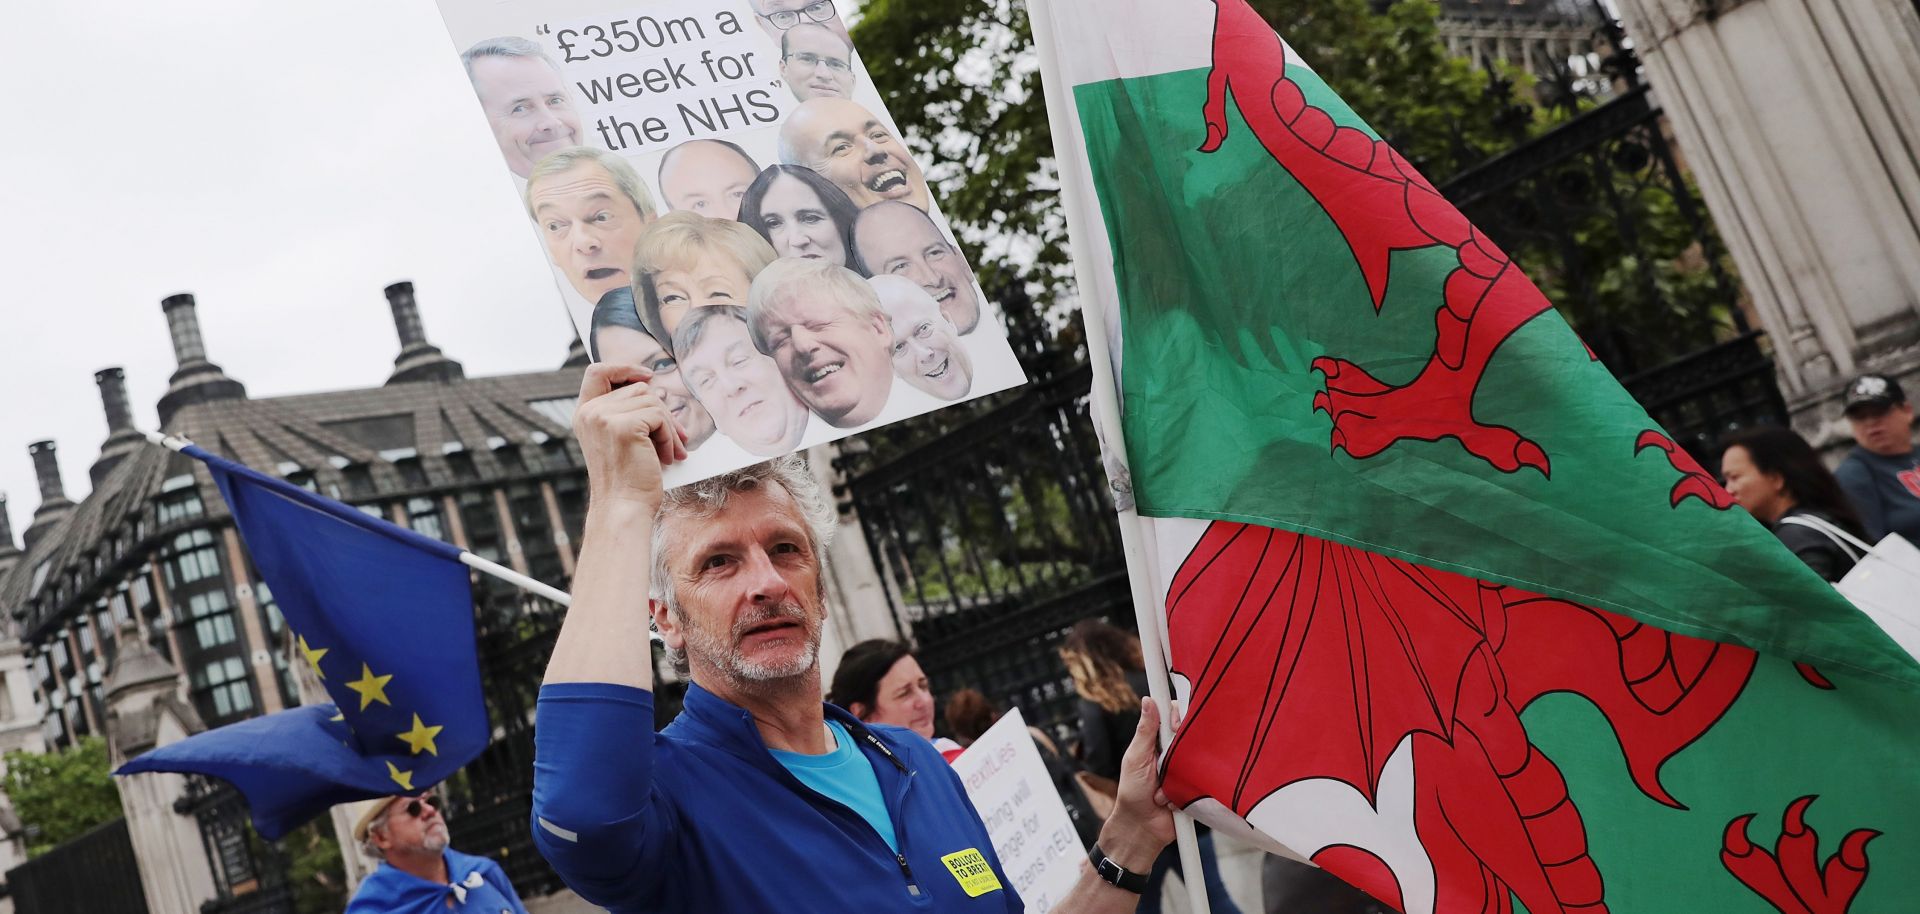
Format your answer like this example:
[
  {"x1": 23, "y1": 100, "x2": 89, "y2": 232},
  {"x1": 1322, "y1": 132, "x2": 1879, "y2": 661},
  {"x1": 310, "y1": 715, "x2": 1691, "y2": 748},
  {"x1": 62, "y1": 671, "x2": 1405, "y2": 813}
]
[{"x1": 1088, "y1": 844, "x2": 1151, "y2": 894}]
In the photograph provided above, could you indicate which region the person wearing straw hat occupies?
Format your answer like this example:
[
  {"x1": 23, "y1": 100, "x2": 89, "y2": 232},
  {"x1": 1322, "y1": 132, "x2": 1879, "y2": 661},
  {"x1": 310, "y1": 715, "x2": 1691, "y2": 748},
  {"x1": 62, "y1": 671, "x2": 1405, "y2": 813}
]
[{"x1": 347, "y1": 792, "x2": 529, "y2": 914}]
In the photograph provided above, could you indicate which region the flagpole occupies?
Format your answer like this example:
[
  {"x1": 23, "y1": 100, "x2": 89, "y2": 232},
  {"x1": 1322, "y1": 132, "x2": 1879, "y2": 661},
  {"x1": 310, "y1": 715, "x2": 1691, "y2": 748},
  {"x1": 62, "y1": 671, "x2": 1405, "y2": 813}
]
[
  {"x1": 140, "y1": 430, "x2": 573, "y2": 608},
  {"x1": 1025, "y1": 3, "x2": 1213, "y2": 911}
]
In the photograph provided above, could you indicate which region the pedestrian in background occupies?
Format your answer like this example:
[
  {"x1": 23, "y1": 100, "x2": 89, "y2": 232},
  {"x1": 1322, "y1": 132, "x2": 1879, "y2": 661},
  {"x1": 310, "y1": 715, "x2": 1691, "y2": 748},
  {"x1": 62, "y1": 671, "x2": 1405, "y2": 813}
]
[
  {"x1": 1722, "y1": 426, "x2": 1868, "y2": 582},
  {"x1": 828, "y1": 638, "x2": 964, "y2": 757},
  {"x1": 1834, "y1": 373, "x2": 1920, "y2": 543}
]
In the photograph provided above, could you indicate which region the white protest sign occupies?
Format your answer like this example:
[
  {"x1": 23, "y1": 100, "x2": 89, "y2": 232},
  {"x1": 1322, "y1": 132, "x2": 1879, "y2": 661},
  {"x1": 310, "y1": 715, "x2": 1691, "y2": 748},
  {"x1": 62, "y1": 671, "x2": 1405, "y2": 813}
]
[
  {"x1": 430, "y1": 0, "x2": 1027, "y2": 487},
  {"x1": 952, "y1": 708, "x2": 1084, "y2": 912}
]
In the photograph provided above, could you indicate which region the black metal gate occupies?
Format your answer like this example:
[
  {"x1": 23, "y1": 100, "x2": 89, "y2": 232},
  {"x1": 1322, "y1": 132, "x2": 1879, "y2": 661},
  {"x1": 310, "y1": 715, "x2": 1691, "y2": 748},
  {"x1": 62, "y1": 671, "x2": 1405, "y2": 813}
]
[
  {"x1": 1620, "y1": 330, "x2": 1789, "y2": 465},
  {"x1": 179, "y1": 775, "x2": 295, "y2": 914},
  {"x1": 835, "y1": 327, "x2": 1133, "y2": 745},
  {"x1": 6, "y1": 817, "x2": 149, "y2": 914}
]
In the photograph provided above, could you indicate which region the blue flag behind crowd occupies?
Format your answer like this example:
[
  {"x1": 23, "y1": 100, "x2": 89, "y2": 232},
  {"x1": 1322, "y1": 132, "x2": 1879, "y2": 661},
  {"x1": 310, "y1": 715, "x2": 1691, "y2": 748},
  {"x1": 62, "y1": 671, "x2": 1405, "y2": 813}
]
[{"x1": 116, "y1": 443, "x2": 489, "y2": 839}]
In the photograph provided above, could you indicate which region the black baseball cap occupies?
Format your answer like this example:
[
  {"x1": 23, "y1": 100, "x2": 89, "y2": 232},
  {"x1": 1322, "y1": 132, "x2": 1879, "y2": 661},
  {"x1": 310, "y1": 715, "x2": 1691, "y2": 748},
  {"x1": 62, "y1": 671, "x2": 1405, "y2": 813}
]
[{"x1": 1843, "y1": 373, "x2": 1907, "y2": 416}]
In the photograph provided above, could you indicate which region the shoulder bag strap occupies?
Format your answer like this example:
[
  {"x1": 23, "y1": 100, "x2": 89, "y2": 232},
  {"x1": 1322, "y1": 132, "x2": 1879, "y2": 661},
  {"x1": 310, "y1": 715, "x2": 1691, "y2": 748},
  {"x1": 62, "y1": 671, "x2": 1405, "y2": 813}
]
[{"x1": 1777, "y1": 515, "x2": 1868, "y2": 561}]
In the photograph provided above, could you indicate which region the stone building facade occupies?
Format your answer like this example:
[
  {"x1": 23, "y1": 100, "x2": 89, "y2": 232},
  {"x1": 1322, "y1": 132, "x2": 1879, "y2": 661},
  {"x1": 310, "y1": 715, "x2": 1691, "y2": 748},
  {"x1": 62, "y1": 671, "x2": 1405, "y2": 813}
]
[
  {"x1": 1606, "y1": 0, "x2": 1920, "y2": 447},
  {"x1": 0, "y1": 284, "x2": 594, "y2": 757}
]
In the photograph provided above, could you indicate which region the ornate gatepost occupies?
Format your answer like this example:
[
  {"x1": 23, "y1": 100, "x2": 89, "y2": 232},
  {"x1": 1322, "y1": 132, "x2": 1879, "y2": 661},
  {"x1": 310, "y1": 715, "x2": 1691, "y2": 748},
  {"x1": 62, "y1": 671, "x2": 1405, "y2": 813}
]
[
  {"x1": 1607, "y1": 0, "x2": 1920, "y2": 442},
  {"x1": 103, "y1": 623, "x2": 219, "y2": 914}
]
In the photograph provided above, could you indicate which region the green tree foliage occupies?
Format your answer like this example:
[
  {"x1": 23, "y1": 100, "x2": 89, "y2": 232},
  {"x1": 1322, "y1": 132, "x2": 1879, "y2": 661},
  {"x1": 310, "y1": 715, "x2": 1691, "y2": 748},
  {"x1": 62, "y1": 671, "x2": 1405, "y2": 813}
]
[
  {"x1": 854, "y1": 0, "x2": 1742, "y2": 369},
  {"x1": 283, "y1": 819, "x2": 348, "y2": 913},
  {"x1": 2, "y1": 736, "x2": 122, "y2": 857},
  {"x1": 852, "y1": 0, "x2": 1525, "y2": 300}
]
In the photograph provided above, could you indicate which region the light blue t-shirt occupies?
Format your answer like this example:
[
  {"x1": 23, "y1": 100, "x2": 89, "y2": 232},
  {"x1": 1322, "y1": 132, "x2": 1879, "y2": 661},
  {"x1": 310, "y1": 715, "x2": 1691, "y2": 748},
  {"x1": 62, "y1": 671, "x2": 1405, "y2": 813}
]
[{"x1": 768, "y1": 719, "x2": 899, "y2": 852}]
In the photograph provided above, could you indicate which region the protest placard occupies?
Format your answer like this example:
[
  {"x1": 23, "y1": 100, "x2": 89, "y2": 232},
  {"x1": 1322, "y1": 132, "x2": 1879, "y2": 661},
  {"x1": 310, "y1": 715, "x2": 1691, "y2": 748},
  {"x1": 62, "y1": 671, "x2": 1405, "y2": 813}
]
[
  {"x1": 430, "y1": 0, "x2": 1026, "y2": 485},
  {"x1": 951, "y1": 708, "x2": 1085, "y2": 913}
]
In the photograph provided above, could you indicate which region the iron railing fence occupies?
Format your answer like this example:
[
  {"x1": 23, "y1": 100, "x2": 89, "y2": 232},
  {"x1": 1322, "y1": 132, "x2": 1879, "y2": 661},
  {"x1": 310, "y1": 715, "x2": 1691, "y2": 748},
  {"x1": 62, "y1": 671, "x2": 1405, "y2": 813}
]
[{"x1": 5, "y1": 817, "x2": 149, "y2": 914}]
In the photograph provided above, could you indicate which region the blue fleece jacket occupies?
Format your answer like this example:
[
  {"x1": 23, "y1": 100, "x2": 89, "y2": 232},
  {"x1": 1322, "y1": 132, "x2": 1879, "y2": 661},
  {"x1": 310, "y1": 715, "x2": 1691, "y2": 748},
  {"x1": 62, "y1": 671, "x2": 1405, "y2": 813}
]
[{"x1": 531, "y1": 682, "x2": 1024, "y2": 913}]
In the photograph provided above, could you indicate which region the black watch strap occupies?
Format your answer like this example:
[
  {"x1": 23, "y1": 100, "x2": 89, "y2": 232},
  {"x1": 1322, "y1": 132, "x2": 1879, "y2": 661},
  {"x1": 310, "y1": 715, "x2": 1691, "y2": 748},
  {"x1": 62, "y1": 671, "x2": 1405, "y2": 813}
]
[{"x1": 1088, "y1": 844, "x2": 1151, "y2": 894}]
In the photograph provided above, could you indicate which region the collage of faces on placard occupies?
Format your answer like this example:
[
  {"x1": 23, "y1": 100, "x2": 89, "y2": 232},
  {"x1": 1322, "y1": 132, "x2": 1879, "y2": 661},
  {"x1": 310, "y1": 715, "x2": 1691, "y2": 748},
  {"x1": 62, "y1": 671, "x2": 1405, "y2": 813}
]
[{"x1": 448, "y1": 0, "x2": 1027, "y2": 479}]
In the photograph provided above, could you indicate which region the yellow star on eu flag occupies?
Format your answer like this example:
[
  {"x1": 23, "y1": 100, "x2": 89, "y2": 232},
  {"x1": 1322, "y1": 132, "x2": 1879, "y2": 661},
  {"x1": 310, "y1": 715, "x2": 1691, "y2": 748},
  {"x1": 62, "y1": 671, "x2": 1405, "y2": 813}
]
[
  {"x1": 344, "y1": 663, "x2": 393, "y2": 711},
  {"x1": 396, "y1": 714, "x2": 444, "y2": 757},
  {"x1": 297, "y1": 636, "x2": 328, "y2": 680},
  {"x1": 386, "y1": 761, "x2": 414, "y2": 792}
]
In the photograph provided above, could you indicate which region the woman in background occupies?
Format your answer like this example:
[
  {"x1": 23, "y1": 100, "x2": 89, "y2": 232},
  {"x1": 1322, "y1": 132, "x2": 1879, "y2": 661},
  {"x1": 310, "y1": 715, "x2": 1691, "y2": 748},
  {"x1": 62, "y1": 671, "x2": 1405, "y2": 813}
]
[
  {"x1": 827, "y1": 639, "x2": 962, "y2": 757},
  {"x1": 1720, "y1": 426, "x2": 1868, "y2": 582}
]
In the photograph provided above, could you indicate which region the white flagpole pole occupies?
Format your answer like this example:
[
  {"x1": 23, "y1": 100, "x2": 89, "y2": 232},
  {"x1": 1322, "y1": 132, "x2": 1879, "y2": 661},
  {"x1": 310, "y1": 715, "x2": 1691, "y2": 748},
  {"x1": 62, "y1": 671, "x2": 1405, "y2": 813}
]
[
  {"x1": 140, "y1": 430, "x2": 573, "y2": 608},
  {"x1": 1025, "y1": 3, "x2": 1213, "y2": 912},
  {"x1": 458, "y1": 552, "x2": 572, "y2": 605}
]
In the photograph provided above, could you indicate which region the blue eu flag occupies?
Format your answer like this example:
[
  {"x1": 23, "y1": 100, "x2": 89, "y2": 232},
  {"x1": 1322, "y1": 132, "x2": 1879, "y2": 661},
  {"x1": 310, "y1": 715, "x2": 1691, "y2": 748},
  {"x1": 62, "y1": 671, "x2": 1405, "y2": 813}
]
[{"x1": 116, "y1": 444, "x2": 490, "y2": 839}]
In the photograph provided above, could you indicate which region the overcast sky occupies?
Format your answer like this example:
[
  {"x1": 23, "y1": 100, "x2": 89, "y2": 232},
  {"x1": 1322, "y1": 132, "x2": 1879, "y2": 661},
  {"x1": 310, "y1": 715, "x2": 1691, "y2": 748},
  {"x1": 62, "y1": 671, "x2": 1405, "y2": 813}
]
[{"x1": 0, "y1": 0, "x2": 587, "y2": 542}]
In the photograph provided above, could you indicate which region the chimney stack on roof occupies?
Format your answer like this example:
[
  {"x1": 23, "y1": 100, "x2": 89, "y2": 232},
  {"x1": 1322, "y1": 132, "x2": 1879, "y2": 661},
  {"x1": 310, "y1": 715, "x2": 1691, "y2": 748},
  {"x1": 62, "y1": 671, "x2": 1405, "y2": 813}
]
[
  {"x1": 96, "y1": 367, "x2": 134, "y2": 432},
  {"x1": 162, "y1": 293, "x2": 209, "y2": 366},
  {"x1": 91, "y1": 367, "x2": 146, "y2": 487},
  {"x1": 156, "y1": 293, "x2": 247, "y2": 426},
  {"x1": 388, "y1": 281, "x2": 428, "y2": 349},
  {"x1": 384, "y1": 281, "x2": 465, "y2": 385},
  {"x1": 23, "y1": 440, "x2": 74, "y2": 552},
  {"x1": 29, "y1": 440, "x2": 66, "y2": 505}
]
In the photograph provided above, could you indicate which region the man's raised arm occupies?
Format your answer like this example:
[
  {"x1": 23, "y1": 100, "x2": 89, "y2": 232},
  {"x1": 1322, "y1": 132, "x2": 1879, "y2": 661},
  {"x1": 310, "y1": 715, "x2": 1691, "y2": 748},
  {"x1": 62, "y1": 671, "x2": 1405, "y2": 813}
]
[
  {"x1": 543, "y1": 361, "x2": 687, "y2": 688},
  {"x1": 531, "y1": 361, "x2": 687, "y2": 908}
]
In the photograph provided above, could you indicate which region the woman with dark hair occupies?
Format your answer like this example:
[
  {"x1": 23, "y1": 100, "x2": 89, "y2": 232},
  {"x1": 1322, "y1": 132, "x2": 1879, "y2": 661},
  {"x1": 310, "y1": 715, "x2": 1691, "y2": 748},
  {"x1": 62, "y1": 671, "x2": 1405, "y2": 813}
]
[
  {"x1": 1720, "y1": 426, "x2": 1869, "y2": 582},
  {"x1": 737, "y1": 165, "x2": 859, "y2": 266},
  {"x1": 827, "y1": 639, "x2": 948, "y2": 749},
  {"x1": 1061, "y1": 621, "x2": 1242, "y2": 914}
]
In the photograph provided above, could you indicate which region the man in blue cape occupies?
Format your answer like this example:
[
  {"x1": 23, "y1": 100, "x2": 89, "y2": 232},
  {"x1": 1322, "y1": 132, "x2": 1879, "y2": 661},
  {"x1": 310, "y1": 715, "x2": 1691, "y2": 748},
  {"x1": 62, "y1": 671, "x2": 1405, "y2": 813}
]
[{"x1": 347, "y1": 792, "x2": 529, "y2": 914}]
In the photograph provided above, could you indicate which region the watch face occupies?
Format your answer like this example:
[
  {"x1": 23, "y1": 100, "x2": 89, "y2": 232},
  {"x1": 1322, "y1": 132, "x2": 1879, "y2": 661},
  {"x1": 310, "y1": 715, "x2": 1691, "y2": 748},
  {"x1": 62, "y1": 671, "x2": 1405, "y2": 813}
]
[{"x1": 1091, "y1": 849, "x2": 1146, "y2": 892}]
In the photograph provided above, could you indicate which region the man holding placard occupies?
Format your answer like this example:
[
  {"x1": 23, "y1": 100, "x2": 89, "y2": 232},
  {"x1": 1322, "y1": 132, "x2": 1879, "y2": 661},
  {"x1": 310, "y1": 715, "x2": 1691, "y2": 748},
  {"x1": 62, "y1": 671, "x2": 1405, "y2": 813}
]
[{"x1": 528, "y1": 363, "x2": 1181, "y2": 912}]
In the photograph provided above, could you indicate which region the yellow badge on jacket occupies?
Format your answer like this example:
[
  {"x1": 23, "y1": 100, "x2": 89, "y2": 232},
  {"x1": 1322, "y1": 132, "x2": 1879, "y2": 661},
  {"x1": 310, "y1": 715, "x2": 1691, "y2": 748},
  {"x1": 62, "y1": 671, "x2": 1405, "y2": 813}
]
[{"x1": 941, "y1": 848, "x2": 1004, "y2": 897}]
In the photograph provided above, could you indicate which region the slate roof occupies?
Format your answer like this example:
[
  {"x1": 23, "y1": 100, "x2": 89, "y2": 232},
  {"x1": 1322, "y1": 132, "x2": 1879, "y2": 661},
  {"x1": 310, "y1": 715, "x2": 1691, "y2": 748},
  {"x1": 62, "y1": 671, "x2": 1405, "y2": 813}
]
[{"x1": 0, "y1": 359, "x2": 582, "y2": 644}]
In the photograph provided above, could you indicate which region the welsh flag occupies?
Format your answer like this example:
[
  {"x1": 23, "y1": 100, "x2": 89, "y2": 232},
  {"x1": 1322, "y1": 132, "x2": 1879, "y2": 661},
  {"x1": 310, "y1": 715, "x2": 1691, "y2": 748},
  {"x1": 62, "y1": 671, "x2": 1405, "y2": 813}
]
[{"x1": 1031, "y1": 0, "x2": 1920, "y2": 911}]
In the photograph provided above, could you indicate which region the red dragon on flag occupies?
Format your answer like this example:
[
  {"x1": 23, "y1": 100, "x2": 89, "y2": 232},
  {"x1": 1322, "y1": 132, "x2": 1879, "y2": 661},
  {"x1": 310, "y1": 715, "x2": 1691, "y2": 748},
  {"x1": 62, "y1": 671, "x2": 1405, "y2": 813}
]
[{"x1": 1143, "y1": 2, "x2": 1886, "y2": 911}]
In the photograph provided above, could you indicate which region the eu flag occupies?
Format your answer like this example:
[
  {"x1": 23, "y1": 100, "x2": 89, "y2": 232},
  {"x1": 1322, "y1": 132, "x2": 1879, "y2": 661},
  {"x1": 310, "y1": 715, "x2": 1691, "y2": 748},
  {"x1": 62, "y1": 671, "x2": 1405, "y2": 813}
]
[{"x1": 116, "y1": 443, "x2": 490, "y2": 839}]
